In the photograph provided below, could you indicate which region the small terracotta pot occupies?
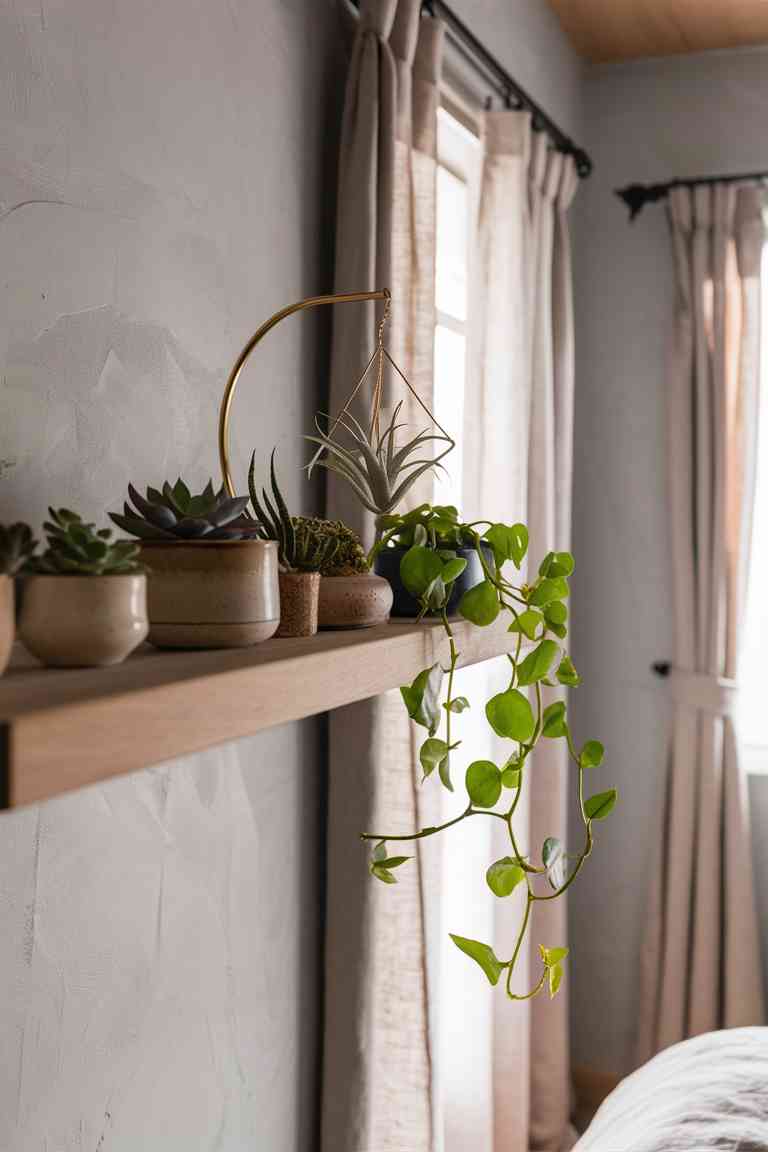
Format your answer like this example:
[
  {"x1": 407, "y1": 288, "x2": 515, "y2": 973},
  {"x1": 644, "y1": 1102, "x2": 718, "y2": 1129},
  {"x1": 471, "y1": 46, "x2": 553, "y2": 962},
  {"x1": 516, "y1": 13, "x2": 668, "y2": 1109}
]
[
  {"x1": 141, "y1": 539, "x2": 279, "y2": 649},
  {"x1": 318, "y1": 573, "x2": 393, "y2": 630},
  {"x1": 0, "y1": 574, "x2": 14, "y2": 675},
  {"x1": 19, "y1": 573, "x2": 148, "y2": 667},
  {"x1": 277, "y1": 571, "x2": 320, "y2": 638}
]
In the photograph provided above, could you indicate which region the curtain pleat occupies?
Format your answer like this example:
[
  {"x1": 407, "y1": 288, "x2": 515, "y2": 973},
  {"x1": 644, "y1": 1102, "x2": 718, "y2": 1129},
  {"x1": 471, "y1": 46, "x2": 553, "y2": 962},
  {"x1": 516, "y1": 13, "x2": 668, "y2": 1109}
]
[
  {"x1": 636, "y1": 183, "x2": 766, "y2": 1067},
  {"x1": 322, "y1": 5, "x2": 444, "y2": 1150}
]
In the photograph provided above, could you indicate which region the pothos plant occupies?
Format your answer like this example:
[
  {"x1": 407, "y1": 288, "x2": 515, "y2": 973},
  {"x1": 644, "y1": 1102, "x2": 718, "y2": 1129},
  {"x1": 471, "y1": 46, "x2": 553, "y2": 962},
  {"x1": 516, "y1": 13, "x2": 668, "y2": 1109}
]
[{"x1": 361, "y1": 506, "x2": 617, "y2": 1002}]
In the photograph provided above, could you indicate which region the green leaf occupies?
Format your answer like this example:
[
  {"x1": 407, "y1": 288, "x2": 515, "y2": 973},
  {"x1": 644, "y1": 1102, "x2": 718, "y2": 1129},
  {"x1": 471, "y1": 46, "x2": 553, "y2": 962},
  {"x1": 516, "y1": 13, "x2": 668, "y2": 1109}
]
[
  {"x1": 508, "y1": 608, "x2": 544, "y2": 640},
  {"x1": 556, "y1": 655, "x2": 581, "y2": 687},
  {"x1": 542, "y1": 837, "x2": 566, "y2": 888},
  {"x1": 371, "y1": 865, "x2": 398, "y2": 884},
  {"x1": 486, "y1": 857, "x2": 525, "y2": 898},
  {"x1": 579, "y1": 740, "x2": 605, "y2": 769},
  {"x1": 413, "y1": 523, "x2": 428, "y2": 546},
  {"x1": 485, "y1": 523, "x2": 529, "y2": 569},
  {"x1": 485, "y1": 689, "x2": 535, "y2": 742},
  {"x1": 540, "y1": 945, "x2": 569, "y2": 967},
  {"x1": 539, "y1": 551, "x2": 574, "y2": 578},
  {"x1": 466, "y1": 760, "x2": 502, "y2": 808},
  {"x1": 549, "y1": 963, "x2": 563, "y2": 998},
  {"x1": 544, "y1": 601, "x2": 568, "y2": 626},
  {"x1": 377, "y1": 855, "x2": 410, "y2": 870},
  {"x1": 172, "y1": 477, "x2": 192, "y2": 513},
  {"x1": 426, "y1": 574, "x2": 447, "y2": 611},
  {"x1": 419, "y1": 737, "x2": 450, "y2": 783},
  {"x1": 373, "y1": 841, "x2": 388, "y2": 863},
  {"x1": 459, "y1": 580, "x2": 500, "y2": 627},
  {"x1": 400, "y1": 545, "x2": 444, "y2": 598},
  {"x1": 441, "y1": 556, "x2": 467, "y2": 584},
  {"x1": 584, "y1": 788, "x2": 617, "y2": 821},
  {"x1": 501, "y1": 765, "x2": 521, "y2": 789},
  {"x1": 516, "y1": 639, "x2": 559, "y2": 686},
  {"x1": 400, "y1": 663, "x2": 444, "y2": 735},
  {"x1": 542, "y1": 701, "x2": 568, "y2": 738},
  {"x1": 445, "y1": 696, "x2": 470, "y2": 714},
  {"x1": 449, "y1": 934, "x2": 505, "y2": 986},
  {"x1": 528, "y1": 577, "x2": 569, "y2": 607}
]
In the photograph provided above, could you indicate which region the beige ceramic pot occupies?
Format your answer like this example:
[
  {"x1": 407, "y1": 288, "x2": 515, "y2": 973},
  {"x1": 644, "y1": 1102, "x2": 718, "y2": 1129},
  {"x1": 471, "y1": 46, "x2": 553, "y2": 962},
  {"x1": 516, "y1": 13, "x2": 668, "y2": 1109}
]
[
  {"x1": 19, "y1": 573, "x2": 148, "y2": 667},
  {"x1": 318, "y1": 573, "x2": 393, "y2": 630},
  {"x1": 277, "y1": 571, "x2": 320, "y2": 638},
  {"x1": 0, "y1": 574, "x2": 13, "y2": 675},
  {"x1": 141, "y1": 539, "x2": 279, "y2": 648}
]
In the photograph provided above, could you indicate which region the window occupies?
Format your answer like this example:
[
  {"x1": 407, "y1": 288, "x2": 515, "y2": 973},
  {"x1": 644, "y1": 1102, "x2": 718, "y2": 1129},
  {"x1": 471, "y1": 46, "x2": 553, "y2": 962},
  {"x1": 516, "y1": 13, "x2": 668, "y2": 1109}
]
[
  {"x1": 737, "y1": 240, "x2": 768, "y2": 770},
  {"x1": 433, "y1": 106, "x2": 481, "y2": 509}
]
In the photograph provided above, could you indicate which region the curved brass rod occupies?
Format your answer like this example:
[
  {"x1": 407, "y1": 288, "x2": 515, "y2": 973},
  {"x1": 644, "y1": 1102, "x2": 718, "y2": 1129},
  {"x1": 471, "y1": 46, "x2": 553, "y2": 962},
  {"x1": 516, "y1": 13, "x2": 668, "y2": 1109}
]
[{"x1": 218, "y1": 289, "x2": 391, "y2": 496}]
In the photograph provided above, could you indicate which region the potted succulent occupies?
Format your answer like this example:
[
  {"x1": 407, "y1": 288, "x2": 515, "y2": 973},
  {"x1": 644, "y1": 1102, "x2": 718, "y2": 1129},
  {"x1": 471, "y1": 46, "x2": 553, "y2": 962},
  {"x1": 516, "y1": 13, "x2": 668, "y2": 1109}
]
[
  {"x1": 19, "y1": 509, "x2": 147, "y2": 667},
  {"x1": 307, "y1": 517, "x2": 393, "y2": 629},
  {"x1": 110, "y1": 479, "x2": 279, "y2": 648},
  {"x1": 0, "y1": 522, "x2": 37, "y2": 675},
  {"x1": 248, "y1": 451, "x2": 335, "y2": 637}
]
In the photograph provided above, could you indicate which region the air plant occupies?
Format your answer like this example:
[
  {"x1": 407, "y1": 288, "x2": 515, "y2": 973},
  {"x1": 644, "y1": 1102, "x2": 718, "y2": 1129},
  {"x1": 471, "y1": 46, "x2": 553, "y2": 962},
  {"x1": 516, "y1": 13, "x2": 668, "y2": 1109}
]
[
  {"x1": 0, "y1": 522, "x2": 38, "y2": 575},
  {"x1": 32, "y1": 509, "x2": 141, "y2": 575},
  {"x1": 304, "y1": 401, "x2": 454, "y2": 524},
  {"x1": 248, "y1": 449, "x2": 345, "y2": 573},
  {"x1": 110, "y1": 479, "x2": 255, "y2": 541}
]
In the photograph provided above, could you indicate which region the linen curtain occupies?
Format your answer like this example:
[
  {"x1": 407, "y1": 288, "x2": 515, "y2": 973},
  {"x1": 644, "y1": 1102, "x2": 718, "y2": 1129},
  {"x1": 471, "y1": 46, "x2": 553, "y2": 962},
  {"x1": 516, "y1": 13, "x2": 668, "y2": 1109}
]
[
  {"x1": 322, "y1": 4, "x2": 444, "y2": 1151},
  {"x1": 636, "y1": 184, "x2": 766, "y2": 1065},
  {"x1": 467, "y1": 112, "x2": 579, "y2": 1152}
]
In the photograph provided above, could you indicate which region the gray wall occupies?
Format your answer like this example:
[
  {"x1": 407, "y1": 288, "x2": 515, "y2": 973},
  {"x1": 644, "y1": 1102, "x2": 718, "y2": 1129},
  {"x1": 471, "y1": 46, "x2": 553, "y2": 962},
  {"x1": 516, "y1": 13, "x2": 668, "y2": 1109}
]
[
  {"x1": 0, "y1": 0, "x2": 340, "y2": 1146},
  {"x1": 569, "y1": 45, "x2": 768, "y2": 1076}
]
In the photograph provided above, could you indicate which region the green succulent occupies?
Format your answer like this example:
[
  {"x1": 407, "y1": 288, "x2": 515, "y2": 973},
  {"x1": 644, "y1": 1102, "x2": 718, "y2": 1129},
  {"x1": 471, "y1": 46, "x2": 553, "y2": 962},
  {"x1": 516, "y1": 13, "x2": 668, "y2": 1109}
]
[
  {"x1": 305, "y1": 401, "x2": 454, "y2": 522},
  {"x1": 110, "y1": 479, "x2": 255, "y2": 541},
  {"x1": 33, "y1": 509, "x2": 142, "y2": 575},
  {"x1": 248, "y1": 449, "x2": 327, "y2": 572},
  {"x1": 0, "y1": 522, "x2": 38, "y2": 575},
  {"x1": 295, "y1": 518, "x2": 369, "y2": 576}
]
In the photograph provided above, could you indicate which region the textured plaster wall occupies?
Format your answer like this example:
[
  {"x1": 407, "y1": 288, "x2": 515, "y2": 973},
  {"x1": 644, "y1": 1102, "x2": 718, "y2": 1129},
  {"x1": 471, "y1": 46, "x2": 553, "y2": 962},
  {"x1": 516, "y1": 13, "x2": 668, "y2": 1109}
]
[
  {"x1": 0, "y1": 0, "x2": 340, "y2": 1145},
  {"x1": 570, "y1": 45, "x2": 768, "y2": 1076}
]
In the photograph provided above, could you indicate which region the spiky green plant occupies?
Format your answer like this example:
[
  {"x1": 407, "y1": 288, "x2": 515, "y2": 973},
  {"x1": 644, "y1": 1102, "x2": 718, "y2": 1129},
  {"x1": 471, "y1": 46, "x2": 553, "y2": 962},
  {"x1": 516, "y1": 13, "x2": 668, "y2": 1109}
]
[
  {"x1": 248, "y1": 449, "x2": 342, "y2": 573},
  {"x1": 305, "y1": 401, "x2": 454, "y2": 522},
  {"x1": 110, "y1": 479, "x2": 255, "y2": 541},
  {"x1": 0, "y1": 522, "x2": 38, "y2": 575},
  {"x1": 33, "y1": 509, "x2": 141, "y2": 575}
]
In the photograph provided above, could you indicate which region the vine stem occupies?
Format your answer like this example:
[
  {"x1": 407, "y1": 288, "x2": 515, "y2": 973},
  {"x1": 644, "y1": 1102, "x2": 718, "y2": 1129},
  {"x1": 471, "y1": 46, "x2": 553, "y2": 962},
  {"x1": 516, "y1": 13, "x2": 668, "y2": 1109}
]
[
  {"x1": 360, "y1": 805, "x2": 506, "y2": 844},
  {"x1": 506, "y1": 890, "x2": 534, "y2": 997}
]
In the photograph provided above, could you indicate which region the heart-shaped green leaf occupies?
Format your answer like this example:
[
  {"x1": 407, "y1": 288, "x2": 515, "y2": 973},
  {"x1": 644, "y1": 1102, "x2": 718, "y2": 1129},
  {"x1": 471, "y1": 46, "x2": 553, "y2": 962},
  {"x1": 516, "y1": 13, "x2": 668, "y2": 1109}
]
[
  {"x1": 466, "y1": 760, "x2": 502, "y2": 808},
  {"x1": 556, "y1": 655, "x2": 581, "y2": 687},
  {"x1": 584, "y1": 788, "x2": 617, "y2": 821},
  {"x1": 441, "y1": 556, "x2": 468, "y2": 583},
  {"x1": 449, "y1": 934, "x2": 506, "y2": 986},
  {"x1": 508, "y1": 609, "x2": 544, "y2": 640},
  {"x1": 485, "y1": 523, "x2": 529, "y2": 569},
  {"x1": 400, "y1": 545, "x2": 444, "y2": 598},
  {"x1": 579, "y1": 740, "x2": 605, "y2": 769},
  {"x1": 516, "y1": 639, "x2": 559, "y2": 686},
  {"x1": 419, "y1": 737, "x2": 450, "y2": 782},
  {"x1": 539, "y1": 551, "x2": 574, "y2": 578},
  {"x1": 542, "y1": 701, "x2": 568, "y2": 738},
  {"x1": 486, "y1": 857, "x2": 525, "y2": 898},
  {"x1": 459, "y1": 580, "x2": 500, "y2": 626},
  {"x1": 485, "y1": 689, "x2": 535, "y2": 742},
  {"x1": 501, "y1": 763, "x2": 521, "y2": 789},
  {"x1": 528, "y1": 577, "x2": 569, "y2": 607},
  {"x1": 445, "y1": 696, "x2": 470, "y2": 714},
  {"x1": 400, "y1": 663, "x2": 444, "y2": 735}
]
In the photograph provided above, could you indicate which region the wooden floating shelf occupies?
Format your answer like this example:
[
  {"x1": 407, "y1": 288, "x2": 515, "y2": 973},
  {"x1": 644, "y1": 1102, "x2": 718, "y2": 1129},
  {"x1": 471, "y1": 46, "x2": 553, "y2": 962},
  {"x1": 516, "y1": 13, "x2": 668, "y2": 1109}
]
[{"x1": 0, "y1": 618, "x2": 522, "y2": 810}]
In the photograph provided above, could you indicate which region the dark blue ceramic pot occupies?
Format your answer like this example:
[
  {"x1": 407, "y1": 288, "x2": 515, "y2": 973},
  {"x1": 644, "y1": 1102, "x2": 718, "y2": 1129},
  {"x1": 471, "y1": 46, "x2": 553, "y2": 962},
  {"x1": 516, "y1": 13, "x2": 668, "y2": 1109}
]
[{"x1": 374, "y1": 543, "x2": 493, "y2": 618}]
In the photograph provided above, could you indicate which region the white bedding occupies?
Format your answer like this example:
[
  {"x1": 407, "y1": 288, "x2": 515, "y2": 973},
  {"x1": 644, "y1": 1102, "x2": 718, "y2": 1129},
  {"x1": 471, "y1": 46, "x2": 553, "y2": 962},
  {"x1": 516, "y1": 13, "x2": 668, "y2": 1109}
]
[{"x1": 574, "y1": 1028, "x2": 768, "y2": 1151}]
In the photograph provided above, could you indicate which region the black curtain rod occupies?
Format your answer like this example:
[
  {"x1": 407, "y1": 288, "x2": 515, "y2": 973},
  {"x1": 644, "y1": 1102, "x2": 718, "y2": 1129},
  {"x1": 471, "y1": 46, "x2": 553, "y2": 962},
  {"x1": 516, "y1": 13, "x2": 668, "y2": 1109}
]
[
  {"x1": 348, "y1": 0, "x2": 593, "y2": 179},
  {"x1": 616, "y1": 170, "x2": 768, "y2": 221}
]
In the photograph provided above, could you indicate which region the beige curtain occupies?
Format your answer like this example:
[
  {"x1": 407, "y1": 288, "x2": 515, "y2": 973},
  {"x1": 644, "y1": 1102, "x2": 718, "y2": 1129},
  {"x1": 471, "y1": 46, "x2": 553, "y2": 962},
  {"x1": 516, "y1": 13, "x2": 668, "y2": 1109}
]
[
  {"x1": 636, "y1": 184, "x2": 766, "y2": 1066},
  {"x1": 322, "y1": 4, "x2": 444, "y2": 1151},
  {"x1": 468, "y1": 112, "x2": 579, "y2": 1152}
]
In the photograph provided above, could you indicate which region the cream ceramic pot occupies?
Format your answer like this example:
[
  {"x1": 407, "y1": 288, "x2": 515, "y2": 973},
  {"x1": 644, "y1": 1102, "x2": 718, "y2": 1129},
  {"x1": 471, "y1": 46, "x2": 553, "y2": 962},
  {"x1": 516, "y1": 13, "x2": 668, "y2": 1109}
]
[
  {"x1": 318, "y1": 573, "x2": 393, "y2": 630},
  {"x1": 141, "y1": 539, "x2": 279, "y2": 648},
  {"x1": 19, "y1": 573, "x2": 148, "y2": 667},
  {"x1": 0, "y1": 574, "x2": 13, "y2": 675}
]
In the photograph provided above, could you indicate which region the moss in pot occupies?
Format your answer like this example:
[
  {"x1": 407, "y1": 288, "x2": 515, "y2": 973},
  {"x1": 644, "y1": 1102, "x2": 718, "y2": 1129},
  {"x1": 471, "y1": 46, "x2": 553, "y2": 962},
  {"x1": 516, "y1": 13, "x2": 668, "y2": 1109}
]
[
  {"x1": 0, "y1": 522, "x2": 37, "y2": 674},
  {"x1": 20, "y1": 509, "x2": 147, "y2": 668},
  {"x1": 110, "y1": 479, "x2": 279, "y2": 648}
]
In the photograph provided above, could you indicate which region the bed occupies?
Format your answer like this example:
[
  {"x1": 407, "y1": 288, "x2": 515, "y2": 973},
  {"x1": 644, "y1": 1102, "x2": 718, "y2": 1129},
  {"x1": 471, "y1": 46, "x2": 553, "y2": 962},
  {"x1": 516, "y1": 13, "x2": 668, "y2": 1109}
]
[{"x1": 573, "y1": 1028, "x2": 768, "y2": 1151}]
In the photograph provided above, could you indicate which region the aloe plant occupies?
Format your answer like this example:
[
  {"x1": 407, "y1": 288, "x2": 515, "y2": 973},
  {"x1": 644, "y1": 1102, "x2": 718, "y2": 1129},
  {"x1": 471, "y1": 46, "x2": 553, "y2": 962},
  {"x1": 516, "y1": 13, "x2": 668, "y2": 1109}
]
[
  {"x1": 110, "y1": 479, "x2": 255, "y2": 541},
  {"x1": 305, "y1": 401, "x2": 454, "y2": 523},
  {"x1": 33, "y1": 509, "x2": 141, "y2": 575},
  {"x1": 0, "y1": 522, "x2": 37, "y2": 575}
]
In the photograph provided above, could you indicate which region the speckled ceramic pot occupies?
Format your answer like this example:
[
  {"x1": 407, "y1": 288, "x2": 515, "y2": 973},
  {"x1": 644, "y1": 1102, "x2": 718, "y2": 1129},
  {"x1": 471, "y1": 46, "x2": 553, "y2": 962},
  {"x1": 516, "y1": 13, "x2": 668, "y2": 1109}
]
[
  {"x1": 318, "y1": 573, "x2": 393, "y2": 630},
  {"x1": 19, "y1": 573, "x2": 148, "y2": 667},
  {"x1": 141, "y1": 539, "x2": 279, "y2": 649},
  {"x1": 277, "y1": 571, "x2": 320, "y2": 638},
  {"x1": 0, "y1": 575, "x2": 13, "y2": 675}
]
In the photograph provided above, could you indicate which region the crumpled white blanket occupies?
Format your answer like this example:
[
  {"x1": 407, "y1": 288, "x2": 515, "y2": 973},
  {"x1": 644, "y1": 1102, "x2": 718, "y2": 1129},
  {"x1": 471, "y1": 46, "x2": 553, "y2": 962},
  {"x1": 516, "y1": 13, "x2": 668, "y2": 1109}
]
[{"x1": 573, "y1": 1028, "x2": 768, "y2": 1151}]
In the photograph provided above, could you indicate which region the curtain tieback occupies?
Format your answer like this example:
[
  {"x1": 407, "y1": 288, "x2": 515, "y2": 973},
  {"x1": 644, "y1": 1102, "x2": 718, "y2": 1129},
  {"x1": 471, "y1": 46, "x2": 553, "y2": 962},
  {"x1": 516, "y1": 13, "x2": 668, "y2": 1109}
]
[{"x1": 669, "y1": 668, "x2": 739, "y2": 715}]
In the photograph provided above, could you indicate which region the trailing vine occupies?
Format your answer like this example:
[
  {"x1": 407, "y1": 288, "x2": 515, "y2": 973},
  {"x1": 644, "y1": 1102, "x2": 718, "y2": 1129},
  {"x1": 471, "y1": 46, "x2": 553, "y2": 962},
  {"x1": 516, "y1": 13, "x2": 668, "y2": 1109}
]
[{"x1": 363, "y1": 505, "x2": 617, "y2": 1001}]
